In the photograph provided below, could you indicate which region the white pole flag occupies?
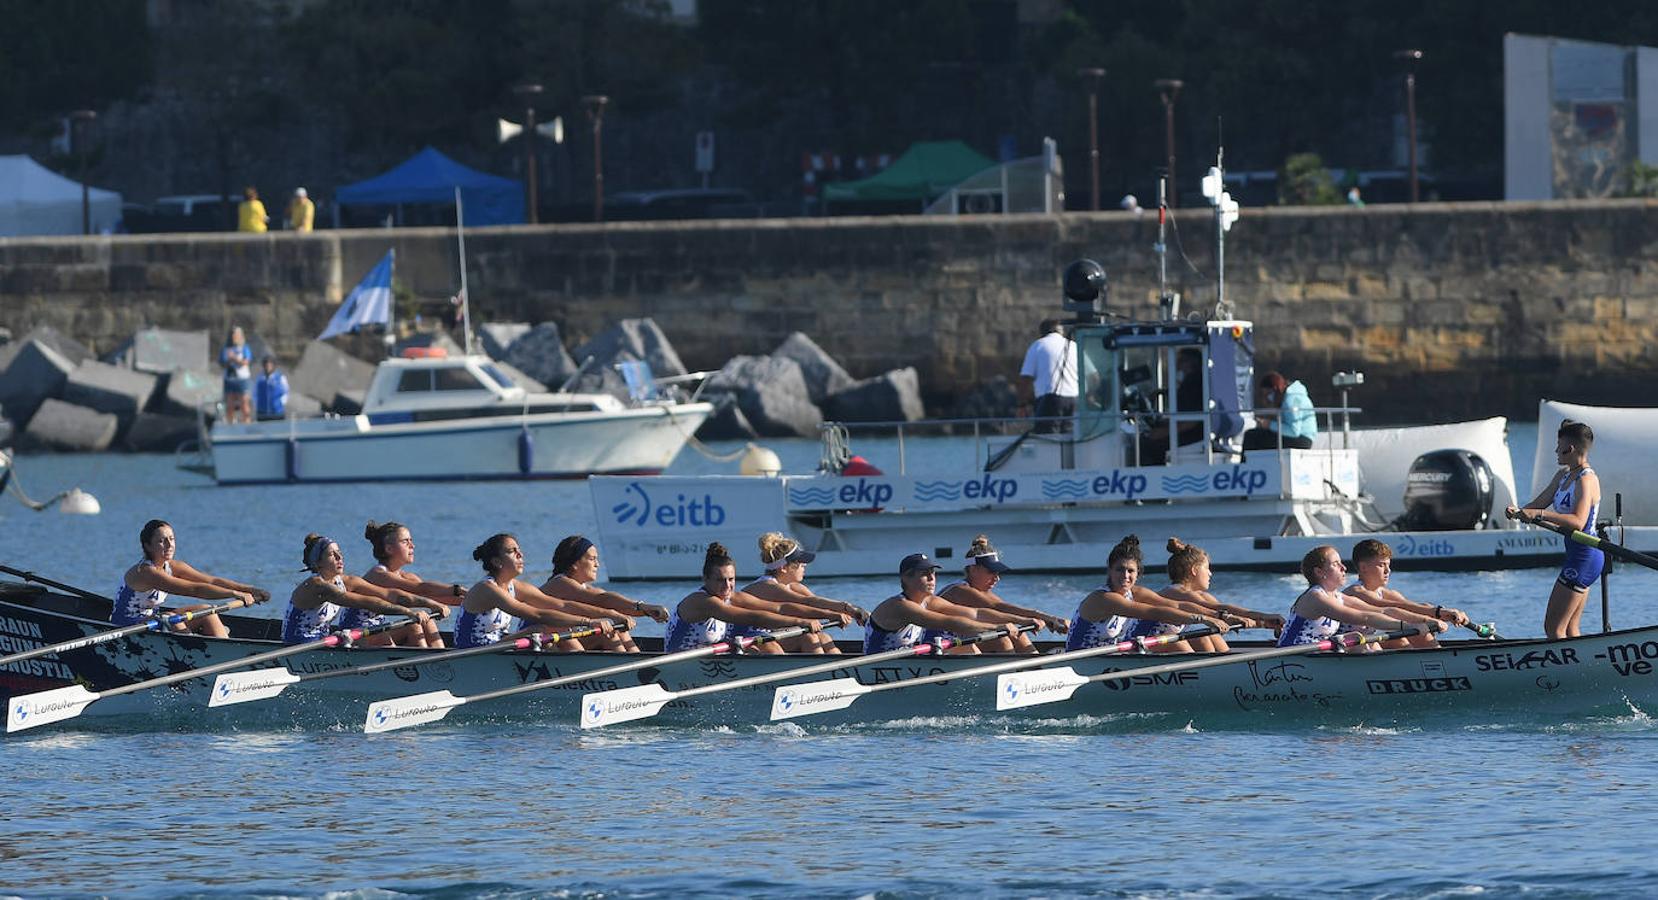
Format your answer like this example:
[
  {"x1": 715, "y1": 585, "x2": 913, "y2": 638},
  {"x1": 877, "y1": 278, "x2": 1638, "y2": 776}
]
[{"x1": 318, "y1": 250, "x2": 395, "y2": 341}]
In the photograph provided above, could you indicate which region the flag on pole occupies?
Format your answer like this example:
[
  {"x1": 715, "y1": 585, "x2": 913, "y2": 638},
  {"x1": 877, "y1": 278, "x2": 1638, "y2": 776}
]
[{"x1": 318, "y1": 250, "x2": 394, "y2": 340}]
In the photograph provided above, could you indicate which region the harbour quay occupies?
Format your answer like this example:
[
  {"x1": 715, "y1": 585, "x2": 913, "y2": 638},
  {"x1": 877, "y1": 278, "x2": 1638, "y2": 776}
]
[{"x1": 3, "y1": 198, "x2": 1655, "y2": 424}]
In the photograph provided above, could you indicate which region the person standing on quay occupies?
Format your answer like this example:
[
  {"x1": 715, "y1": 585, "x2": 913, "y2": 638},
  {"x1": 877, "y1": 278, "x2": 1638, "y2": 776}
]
[
  {"x1": 254, "y1": 356, "x2": 289, "y2": 420},
  {"x1": 1017, "y1": 318, "x2": 1077, "y2": 433},
  {"x1": 238, "y1": 186, "x2": 268, "y2": 233},
  {"x1": 220, "y1": 327, "x2": 254, "y2": 424},
  {"x1": 286, "y1": 187, "x2": 314, "y2": 232}
]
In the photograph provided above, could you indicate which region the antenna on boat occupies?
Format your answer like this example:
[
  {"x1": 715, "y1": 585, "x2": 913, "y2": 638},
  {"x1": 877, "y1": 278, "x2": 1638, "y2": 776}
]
[
  {"x1": 1155, "y1": 169, "x2": 1179, "y2": 321},
  {"x1": 454, "y1": 185, "x2": 476, "y2": 355},
  {"x1": 1200, "y1": 119, "x2": 1239, "y2": 320}
]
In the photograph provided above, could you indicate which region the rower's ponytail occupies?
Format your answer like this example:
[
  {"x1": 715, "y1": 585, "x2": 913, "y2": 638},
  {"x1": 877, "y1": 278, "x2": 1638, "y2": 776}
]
[
  {"x1": 363, "y1": 520, "x2": 406, "y2": 563},
  {"x1": 1166, "y1": 537, "x2": 1208, "y2": 584},
  {"x1": 473, "y1": 533, "x2": 516, "y2": 575},
  {"x1": 1107, "y1": 534, "x2": 1143, "y2": 569},
  {"x1": 703, "y1": 542, "x2": 734, "y2": 577}
]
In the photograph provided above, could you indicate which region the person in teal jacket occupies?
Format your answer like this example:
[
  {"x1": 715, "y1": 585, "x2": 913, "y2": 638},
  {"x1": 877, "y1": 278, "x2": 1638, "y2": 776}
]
[{"x1": 1243, "y1": 371, "x2": 1317, "y2": 450}]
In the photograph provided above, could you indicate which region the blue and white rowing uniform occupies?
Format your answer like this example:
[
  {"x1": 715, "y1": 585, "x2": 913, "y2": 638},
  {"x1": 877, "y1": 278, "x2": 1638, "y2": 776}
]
[
  {"x1": 1276, "y1": 588, "x2": 1345, "y2": 647},
  {"x1": 1064, "y1": 589, "x2": 1133, "y2": 651},
  {"x1": 282, "y1": 576, "x2": 344, "y2": 644},
  {"x1": 726, "y1": 576, "x2": 778, "y2": 642},
  {"x1": 918, "y1": 583, "x2": 967, "y2": 645},
  {"x1": 863, "y1": 617, "x2": 924, "y2": 653},
  {"x1": 338, "y1": 564, "x2": 390, "y2": 630},
  {"x1": 1554, "y1": 466, "x2": 1604, "y2": 590},
  {"x1": 111, "y1": 560, "x2": 171, "y2": 625},
  {"x1": 664, "y1": 600, "x2": 730, "y2": 652},
  {"x1": 453, "y1": 581, "x2": 521, "y2": 649}
]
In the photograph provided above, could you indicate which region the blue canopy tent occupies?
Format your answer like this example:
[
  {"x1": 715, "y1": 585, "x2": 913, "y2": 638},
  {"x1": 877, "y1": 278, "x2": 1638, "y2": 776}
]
[{"x1": 336, "y1": 147, "x2": 524, "y2": 226}]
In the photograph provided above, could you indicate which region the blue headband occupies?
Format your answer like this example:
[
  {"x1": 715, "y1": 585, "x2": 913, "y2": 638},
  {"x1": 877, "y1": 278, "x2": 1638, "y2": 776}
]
[
  {"x1": 555, "y1": 537, "x2": 595, "y2": 574},
  {"x1": 305, "y1": 536, "x2": 336, "y2": 570}
]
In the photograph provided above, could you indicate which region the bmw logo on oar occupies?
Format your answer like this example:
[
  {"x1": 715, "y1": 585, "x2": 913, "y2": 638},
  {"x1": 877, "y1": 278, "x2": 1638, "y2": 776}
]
[
  {"x1": 12, "y1": 701, "x2": 25, "y2": 722},
  {"x1": 584, "y1": 699, "x2": 605, "y2": 723},
  {"x1": 216, "y1": 682, "x2": 231, "y2": 699},
  {"x1": 373, "y1": 709, "x2": 388, "y2": 726},
  {"x1": 1003, "y1": 679, "x2": 1020, "y2": 701},
  {"x1": 777, "y1": 690, "x2": 795, "y2": 712}
]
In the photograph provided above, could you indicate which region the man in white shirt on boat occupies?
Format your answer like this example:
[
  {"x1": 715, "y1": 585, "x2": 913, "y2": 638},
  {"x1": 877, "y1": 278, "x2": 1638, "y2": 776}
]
[{"x1": 1018, "y1": 318, "x2": 1078, "y2": 434}]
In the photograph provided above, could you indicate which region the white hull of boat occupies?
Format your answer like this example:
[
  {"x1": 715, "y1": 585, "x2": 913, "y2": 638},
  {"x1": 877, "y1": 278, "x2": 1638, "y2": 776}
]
[
  {"x1": 209, "y1": 404, "x2": 711, "y2": 484},
  {"x1": 5, "y1": 589, "x2": 1658, "y2": 729}
]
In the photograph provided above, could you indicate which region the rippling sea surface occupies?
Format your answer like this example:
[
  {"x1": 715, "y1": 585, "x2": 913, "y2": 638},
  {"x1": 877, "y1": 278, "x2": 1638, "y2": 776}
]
[{"x1": 6, "y1": 431, "x2": 1658, "y2": 898}]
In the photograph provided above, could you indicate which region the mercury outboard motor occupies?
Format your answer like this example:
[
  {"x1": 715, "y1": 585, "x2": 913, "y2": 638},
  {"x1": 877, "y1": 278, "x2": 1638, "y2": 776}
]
[{"x1": 1400, "y1": 449, "x2": 1496, "y2": 531}]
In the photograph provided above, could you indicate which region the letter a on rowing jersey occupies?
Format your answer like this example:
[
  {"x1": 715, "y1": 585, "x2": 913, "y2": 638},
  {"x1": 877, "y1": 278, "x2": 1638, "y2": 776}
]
[
  {"x1": 995, "y1": 667, "x2": 1090, "y2": 711},
  {"x1": 578, "y1": 683, "x2": 674, "y2": 729},
  {"x1": 8, "y1": 684, "x2": 99, "y2": 732}
]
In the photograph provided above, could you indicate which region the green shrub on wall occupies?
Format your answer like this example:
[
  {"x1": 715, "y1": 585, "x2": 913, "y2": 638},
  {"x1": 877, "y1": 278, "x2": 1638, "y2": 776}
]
[{"x1": 1279, "y1": 153, "x2": 1341, "y2": 206}]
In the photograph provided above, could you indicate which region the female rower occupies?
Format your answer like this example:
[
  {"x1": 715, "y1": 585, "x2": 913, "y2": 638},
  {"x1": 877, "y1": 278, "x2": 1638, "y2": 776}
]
[
  {"x1": 863, "y1": 553, "x2": 1029, "y2": 655},
  {"x1": 664, "y1": 542, "x2": 840, "y2": 654},
  {"x1": 734, "y1": 533, "x2": 869, "y2": 654},
  {"x1": 1276, "y1": 545, "x2": 1444, "y2": 649},
  {"x1": 455, "y1": 533, "x2": 621, "y2": 650},
  {"x1": 361, "y1": 519, "x2": 465, "y2": 607},
  {"x1": 539, "y1": 535, "x2": 669, "y2": 652},
  {"x1": 933, "y1": 534, "x2": 1069, "y2": 653},
  {"x1": 113, "y1": 519, "x2": 268, "y2": 638},
  {"x1": 1342, "y1": 538, "x2": 1468, "y2": 648},
  {"x1": 1505, "y1": 419, "x2": 1603, "y2": 639},
  {"x1": 1158, "y1": 537, "x2": 1285, "y2": 640},
  {"x1": 284, "y1": 534, "x2": 448, "y2": 646},
  {"x1": 1067, "y1": 535, "x2": 1230, "y2": 654}
]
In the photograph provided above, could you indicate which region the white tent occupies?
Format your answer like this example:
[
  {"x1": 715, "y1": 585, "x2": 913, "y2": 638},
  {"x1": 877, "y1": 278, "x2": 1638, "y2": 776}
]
[{"x1": 0, "y1": 155, "x2": 123, "y2": 237}]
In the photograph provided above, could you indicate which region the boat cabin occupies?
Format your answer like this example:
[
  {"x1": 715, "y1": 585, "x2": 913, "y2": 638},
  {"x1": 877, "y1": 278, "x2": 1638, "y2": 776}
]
[{"x1": 362, "y1": 354, "x2": 623, "y2": 424}]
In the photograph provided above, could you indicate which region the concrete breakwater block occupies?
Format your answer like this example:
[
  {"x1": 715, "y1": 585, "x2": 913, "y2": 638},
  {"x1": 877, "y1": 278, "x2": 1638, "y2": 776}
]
[
  {"x1": 332, "y1": 389, "x2": 367, "y2": 416},
  {"x1": 479, "y1": 322, "x2": 532, "y2": 360},
  {"x1": 62, "y1": 360, "x2": 159, "y2": 428},
  {"x1": 950, "y1": 375, "x2": 1019, "y2": 421},
  {"x1": 825, "y1": 367, "x2": 925, "y2": 423},
  {"x1": 154, "y1": 369, "x2": 220, "y2": 418},
  {"x1": 705, "y1": 356, "x2": 822, "y2": 437},
  {"x1": 284, "y1": 392, "x2": 325, "y2": 418},
  {"x1": 0, "y1": 339, "x2": 78, "y2": 430},
  {"x1": 290, "y1": 341, "x2": 375, "y2": 407},
  {"x1": 773, "y1": 332, "x2": 854, "y2": 404},
  {"x1": 19, "y1": 325, "x2": 91, "y2": 366},
  {"x1": 123, "y1": 412, "x2": 199, "y2": 453},
  {"x1": 694, "y1": 395, "x2": 759, "y2": 441},
  {"x1": 20, "y1": 398, "x2": 118, "y2": 452},
  {"x1": 505, "y1": 322, "x2": 578, "y2": 387},
  {"x1": 574, "y1": 318, "x2": 687, "y2": 379},
  {"x1": 105, "y1": 328, "x2": 211, "y2": 374}
]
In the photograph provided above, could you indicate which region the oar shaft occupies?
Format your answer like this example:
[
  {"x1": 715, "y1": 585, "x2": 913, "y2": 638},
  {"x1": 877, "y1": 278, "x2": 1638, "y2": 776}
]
[
  {"x1": 1085, "y1": 626, "x2": 1424, "y2": 686},
  {"x1": 288, "y1": 622, "x2": 619, "y2": 685},
  {"x1": 0, "y1": 597, "x2": 257, "y2": 667},
  {"x1": 460, "y1": 623, "x2": 816, "y2": 707},
  {"x1": 1521, "y1": 514, "x2": 1658, "y2": 570},
  {"x1": 0, "y1": 565, "x2": 120, "y2": 605},
  {"x1": 99, "y1": 618, "x2": 416, "y2": 700}
]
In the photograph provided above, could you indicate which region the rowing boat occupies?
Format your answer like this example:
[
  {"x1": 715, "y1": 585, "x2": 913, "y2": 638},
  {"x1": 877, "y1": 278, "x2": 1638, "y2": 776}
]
[{"x1": 4, "y1": 580, "x2": 1656, "y2": 729}]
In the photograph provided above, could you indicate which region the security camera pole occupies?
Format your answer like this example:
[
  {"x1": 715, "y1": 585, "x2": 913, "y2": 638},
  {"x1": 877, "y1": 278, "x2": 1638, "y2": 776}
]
[
  {"x1": 70, "y1": 109, "x2": 97, "y2": 234},
  {"x1": 513, "y1": 83, "x2": 544, "y2": 224}
]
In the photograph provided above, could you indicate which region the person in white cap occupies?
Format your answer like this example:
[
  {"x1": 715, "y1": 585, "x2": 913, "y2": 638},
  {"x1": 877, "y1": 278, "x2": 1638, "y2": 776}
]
[
  {"x1": 287, "y1": 187, "x2": 314, "y2": 232},
  {"x1": 862, "y1": 553, "x2": 1032, "y2": 654}
]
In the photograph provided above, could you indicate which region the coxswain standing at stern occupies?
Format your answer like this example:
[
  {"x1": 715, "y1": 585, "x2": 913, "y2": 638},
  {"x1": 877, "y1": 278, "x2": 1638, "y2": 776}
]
[{"x1": 1506, "y1": 419, "x2": 1603, "y2": 639}]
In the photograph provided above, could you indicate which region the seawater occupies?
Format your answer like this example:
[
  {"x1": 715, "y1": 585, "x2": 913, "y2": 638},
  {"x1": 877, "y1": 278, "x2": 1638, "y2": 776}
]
[{"x1": 6, "y1": 434, "x2": 1658, "y2": 898}]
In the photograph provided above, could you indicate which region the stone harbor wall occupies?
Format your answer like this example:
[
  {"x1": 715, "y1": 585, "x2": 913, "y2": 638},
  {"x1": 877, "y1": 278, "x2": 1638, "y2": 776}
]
[{"x1": 4, "y1": 199, "x2": 1658, "y2": 427}]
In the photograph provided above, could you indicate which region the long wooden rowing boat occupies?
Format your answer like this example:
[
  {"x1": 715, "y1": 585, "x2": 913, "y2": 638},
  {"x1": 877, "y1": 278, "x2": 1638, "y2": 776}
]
[{"x1": 4, "y1": 580, "x2": 1656, "y2": 729}]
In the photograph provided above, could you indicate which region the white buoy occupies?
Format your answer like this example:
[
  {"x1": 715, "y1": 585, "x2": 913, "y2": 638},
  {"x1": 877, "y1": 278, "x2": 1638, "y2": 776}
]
[
  {"x1": 739, "y1": 444, "x2": 782, "y2": 477},
  {"x1": 57, "y1": 488, "x2": 101, "y2": 515}
]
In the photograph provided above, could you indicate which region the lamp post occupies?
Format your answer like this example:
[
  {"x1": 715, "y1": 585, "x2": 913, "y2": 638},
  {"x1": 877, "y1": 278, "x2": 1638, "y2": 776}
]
[
  {"x1": 513, "y1": 82, "x2": 544, "y2": 224},
  {"x1": 1154, "y1": 79, "x2": 1182, "y2": 207},
  {"x1": 1394, "y1": 50, "x2": 1423, "y2": 203},
  {"x1": 70, "y1": 109, "x2": 97, "y2": 234},
  {"x1": 1077, "y1": 67, "x2": 1105, "y2": 211},
  {"x1": 583, "y1": 94, "x2": 609, "y2": 223}
]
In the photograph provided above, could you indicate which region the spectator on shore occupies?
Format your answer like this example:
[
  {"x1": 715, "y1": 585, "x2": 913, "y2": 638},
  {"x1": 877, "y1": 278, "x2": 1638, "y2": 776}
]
[
  {"x1": 1243, "y1": 371, "x2": 1317, "y2": 450},
  {"x1": 255, "y1": 356, "x2": 289, "y2": 420},
  {"x1": 286, "y1": 188, "x2": 314, "y2": 232},
  {"x1": 1017, "y1": 318, "x2": 1077, "y2": 433},
  {"x1": 237, "y1": 186, "x2": 268, "y2": 233},
  {"x1": 221, "y1": 327, "x2": 254, "y2": 424}
]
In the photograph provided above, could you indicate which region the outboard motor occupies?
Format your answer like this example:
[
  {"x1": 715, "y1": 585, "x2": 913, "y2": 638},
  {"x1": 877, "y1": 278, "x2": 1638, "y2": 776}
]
[{"x1": 1400, "y1": 449, "x2": 1496, "y2": 531}]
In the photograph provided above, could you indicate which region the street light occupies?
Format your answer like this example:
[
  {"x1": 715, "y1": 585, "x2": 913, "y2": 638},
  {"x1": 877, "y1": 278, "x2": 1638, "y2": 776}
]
[
  {"x1": 69, "y1": 109, "x2": 97, "y2": 234},
  {"x1": 1077, "y1": 67, "x2": 1105, "y2": 211},
  {"x1": 512, "y1": 82, "x2": 544, "y2": 224},
  {"x1": 1154, "y1": 79, "x2": 1182, "y2": 207},
  {"x1": 583, "y1": 95, "x2": 609, "y2": 223},
  {"x1": 1394, "y1": 50, "x2": 1423, "y2": 203}
]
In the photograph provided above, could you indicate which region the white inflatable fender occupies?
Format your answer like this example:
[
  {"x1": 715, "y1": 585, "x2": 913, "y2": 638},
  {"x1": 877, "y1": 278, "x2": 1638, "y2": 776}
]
[
  {"x1": 1534, "y1": 400, "x2": 1658, "y2": 526},
  {"x1": 1314, "y1": 417, "x2": 1517, "y2": 523}
]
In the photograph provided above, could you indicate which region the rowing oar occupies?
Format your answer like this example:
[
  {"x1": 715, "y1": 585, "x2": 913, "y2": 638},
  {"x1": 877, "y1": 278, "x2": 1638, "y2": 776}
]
[
  {"x1": 362, "y1": 620, "x2": 833, "y2": 734},
  {"x1": 1466, "y1": 622, "x2": 1502, "y2": 640},
  {"x1": 996, "y1": 625, "x2": 1427, "y2": 711},
  {"x1": 207, "y1": 620, "x2": 624, "y2": 708},
  {"x1": 1511, "y1": 511, "x2": 1658, "y2": 571},
  {"x1": 579, "y1": 623, "x2": 1039, "y2": 729},
  {"x1": 769, "y1": 623, "x2": 1221, "y2": 721},
  {"x1": 6, "y1": 616, "x2": 422, "y2": 733},
  {"x1": 0, "y1": 595, "x2": 264, "y2": 669}
]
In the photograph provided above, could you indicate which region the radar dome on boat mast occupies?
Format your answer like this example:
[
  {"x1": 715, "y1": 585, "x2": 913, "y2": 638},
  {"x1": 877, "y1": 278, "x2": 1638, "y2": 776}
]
[{"x1": 1061, "y1": 258, "x2": 1108, "y2": 322}]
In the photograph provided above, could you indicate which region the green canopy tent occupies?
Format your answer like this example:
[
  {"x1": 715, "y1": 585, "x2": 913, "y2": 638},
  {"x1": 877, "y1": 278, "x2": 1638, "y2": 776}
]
[{"x1": 822, "y1": 140, "x2": 995, "y2": 212}]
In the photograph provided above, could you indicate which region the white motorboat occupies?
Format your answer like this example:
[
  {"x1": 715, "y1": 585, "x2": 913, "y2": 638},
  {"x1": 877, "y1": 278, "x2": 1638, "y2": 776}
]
[
  {"x1": 590, "y1": 259, "x2": 1657, "y2": 578},
  {"x1": 197, "y1": 351, "x2": 713, "y2": 484}
]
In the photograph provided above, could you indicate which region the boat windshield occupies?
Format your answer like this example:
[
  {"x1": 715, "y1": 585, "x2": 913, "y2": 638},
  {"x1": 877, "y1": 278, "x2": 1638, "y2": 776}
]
[{"x1": 480, "y1": 365, "x2": 516, "y2": 390}]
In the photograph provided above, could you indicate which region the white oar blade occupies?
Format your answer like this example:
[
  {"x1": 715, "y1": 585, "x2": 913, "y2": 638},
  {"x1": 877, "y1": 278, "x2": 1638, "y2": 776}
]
[
  {"x1": 7, "y1": 684, "x2": 99, "y2": 732},
  {"x1": 363, "y1": 691, "x2": 464, "y2": 734},
  {"x1": 996, "y1": 667, "x2": 1090, "y2": 711},
  {"x1": 769, "y1": 679, "x2": 869, "y2": 721},
  {"x1": 579, "y1": 683, "x2": 674, "y2": 730},
  {"x1": 208, "y1": 669, "x2": 301, "y2": 707}
]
